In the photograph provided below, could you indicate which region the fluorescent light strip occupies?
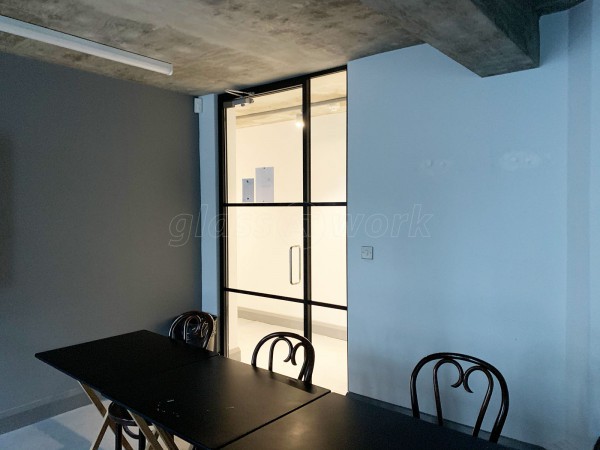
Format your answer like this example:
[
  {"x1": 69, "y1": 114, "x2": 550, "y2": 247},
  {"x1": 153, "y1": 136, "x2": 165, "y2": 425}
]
[{"x1": 0, "y1": 15, "x2": 173, "y2": 76}]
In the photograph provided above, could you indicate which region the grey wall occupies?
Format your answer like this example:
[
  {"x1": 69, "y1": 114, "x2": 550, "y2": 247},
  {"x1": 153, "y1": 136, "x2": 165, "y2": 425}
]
[
  {"x1": 347, "y1": 3, "x2": 598, "y2": 449},
  {"x1": 0, "y1": 52, "x2": 200, "y2": 427}
]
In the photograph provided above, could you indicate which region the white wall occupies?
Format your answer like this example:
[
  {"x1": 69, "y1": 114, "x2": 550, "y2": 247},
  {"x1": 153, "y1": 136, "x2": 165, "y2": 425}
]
[{"x1": 347, "y1": 4, "x2": 598, "y2": 449}]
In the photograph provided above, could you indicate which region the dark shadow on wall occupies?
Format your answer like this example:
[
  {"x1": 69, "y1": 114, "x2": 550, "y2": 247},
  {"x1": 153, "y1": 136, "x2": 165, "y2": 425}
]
[{"x1": 0, "y1": 134, "x2": 13, "y2": 287}]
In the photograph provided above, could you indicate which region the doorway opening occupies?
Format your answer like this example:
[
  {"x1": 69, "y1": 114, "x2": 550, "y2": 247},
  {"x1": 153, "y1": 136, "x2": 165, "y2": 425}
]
[{"x1": 219, "y1": 68, "x2": 347, "y2": 393}]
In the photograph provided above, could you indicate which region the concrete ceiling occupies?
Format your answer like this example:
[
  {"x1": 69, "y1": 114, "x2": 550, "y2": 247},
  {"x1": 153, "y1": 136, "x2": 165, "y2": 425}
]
[{"x1": 0, "y1": 0, "x2": 587, "y2": 95}]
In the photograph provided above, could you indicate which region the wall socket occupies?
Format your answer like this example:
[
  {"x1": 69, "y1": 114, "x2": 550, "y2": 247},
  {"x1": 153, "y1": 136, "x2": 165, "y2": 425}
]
[{"x1": 361, "y1": 246, "x2": 373, "y2": 260}]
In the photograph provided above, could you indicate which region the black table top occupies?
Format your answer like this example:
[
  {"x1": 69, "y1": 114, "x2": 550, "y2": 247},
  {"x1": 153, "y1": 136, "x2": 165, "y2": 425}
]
[
  {"x1": 35, "y1": 330, "x2": 217, "y2": 393},
  {"x1": 223, "y1": 392, "x2": 513, "y2": 450},
  {"x1": 102, "y1": 356, "x2": 330, "y2": 449}
]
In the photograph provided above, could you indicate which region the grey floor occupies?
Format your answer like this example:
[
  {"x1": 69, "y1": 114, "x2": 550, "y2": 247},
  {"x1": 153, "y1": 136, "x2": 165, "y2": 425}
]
[
  {"x1": 0, "y1": 402, "x2": 119, "y2": 450},
  {"x1": 0, "y1": 402, "x2": 190, "y2": 450}
]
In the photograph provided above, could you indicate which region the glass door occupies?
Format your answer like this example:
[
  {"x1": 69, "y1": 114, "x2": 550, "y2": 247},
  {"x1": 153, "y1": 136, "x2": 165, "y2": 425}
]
[{"x1": 220, "y1": 69, "x2": 347, "y2": 393}]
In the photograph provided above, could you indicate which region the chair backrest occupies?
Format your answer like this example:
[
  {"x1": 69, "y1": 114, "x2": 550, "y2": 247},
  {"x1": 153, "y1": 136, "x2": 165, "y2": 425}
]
[
  {"x1": 168, "y1": 311, "x2": 215, "y2": 350},
  {"x1": 250, "y1": 332, "x2": 315, "y2": 383},
  {"x1": 410, "y1": 352, "x2": 509, "y2": 443}
]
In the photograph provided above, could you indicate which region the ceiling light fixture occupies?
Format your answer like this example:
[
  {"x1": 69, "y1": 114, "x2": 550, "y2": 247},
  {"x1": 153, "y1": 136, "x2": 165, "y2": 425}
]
[{"x1": 0, "y1": 15, "x2": 173, "y2": 76}]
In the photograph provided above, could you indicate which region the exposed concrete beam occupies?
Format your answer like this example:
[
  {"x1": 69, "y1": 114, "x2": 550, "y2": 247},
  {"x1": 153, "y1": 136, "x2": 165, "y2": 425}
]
[
  {"x1": 361, "y1": 0, "x2": 540, "y2": 77},
  {"x1": 535, "y1": 0, "x2": 587, "y2": 15}
]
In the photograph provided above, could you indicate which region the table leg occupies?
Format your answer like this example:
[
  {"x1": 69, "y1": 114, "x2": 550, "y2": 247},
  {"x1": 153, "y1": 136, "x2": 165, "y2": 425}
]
[
  {"x1": 79, "y1": 383, "x2": 134, "y2": 450},
  {"x1": 130, "y1": 412, "x2": 179, "y2": 450}
]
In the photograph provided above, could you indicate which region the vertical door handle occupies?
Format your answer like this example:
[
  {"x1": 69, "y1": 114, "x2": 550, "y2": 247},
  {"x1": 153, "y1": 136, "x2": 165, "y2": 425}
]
[{"x1": 289, "y1": 245, "x2": 301, "y2": 285}]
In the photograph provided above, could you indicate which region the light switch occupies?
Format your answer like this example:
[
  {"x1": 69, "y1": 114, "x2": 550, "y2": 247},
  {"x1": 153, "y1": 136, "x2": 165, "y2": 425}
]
[{"x1": 361, "y1": 246, "x2": 373, "y2": 260}]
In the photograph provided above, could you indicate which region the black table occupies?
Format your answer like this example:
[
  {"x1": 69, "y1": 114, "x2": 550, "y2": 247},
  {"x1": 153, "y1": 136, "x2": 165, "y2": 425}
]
[
  {"x1": 104, "y1": 356, "x2": 330, "y2": 449},
  {"x1": 36, "y1": 330, "x2": 218, "y2": 392},
  {"x1": 36, "y1": 330, "x2": 219, "y2": 450},
  {"x1": 223, "y1": 392, "x2": 512, "y2": 450},
  {"x1": 36, "y1": 330, "x2": 329, "y2": 450}
]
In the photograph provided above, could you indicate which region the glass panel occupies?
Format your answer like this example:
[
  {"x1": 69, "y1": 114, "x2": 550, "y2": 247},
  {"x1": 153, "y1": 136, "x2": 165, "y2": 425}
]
[
  {"x1": 311, "y1": 71, "x2": 347, "y2": 202},
  {"x1": 311, "y1": 306, "x2": 347, "y2": 394},
  {"x1": 227, "y1": 206, "x2": 304, "y2": 299},
  {"x1": 226, "y1": 88, "x2": 303, "y2": 203},
  {"x1": 311, "y1": 206, "x2": 347, "y2": 306},
  {"x1": 227, "y1": 292, "x2": 304, "y2": 377}
]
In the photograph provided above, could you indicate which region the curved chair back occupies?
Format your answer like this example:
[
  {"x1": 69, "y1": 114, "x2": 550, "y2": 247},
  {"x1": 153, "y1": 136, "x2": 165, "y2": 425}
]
[
  {"x1": 410, "y1": 352, "x2": 509, "y2": 443},
  {"x1": 169, "y1": 311, "x2": 215, "y2": 349},
  {"x1": 251, "y1": 332, "x2": 315, "y2": 383}
]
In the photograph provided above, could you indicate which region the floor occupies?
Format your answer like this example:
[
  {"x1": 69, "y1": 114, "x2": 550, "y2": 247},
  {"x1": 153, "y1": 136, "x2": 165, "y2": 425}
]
[
  {"x1": 0, "y1": 319, "x2": 347, "y2": 449},
  {"x1": 0, "y1": 401, "x2": 191, "y2": 450}
]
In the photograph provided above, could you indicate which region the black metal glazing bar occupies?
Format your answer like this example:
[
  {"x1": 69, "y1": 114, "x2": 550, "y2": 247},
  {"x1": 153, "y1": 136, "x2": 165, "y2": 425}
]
[
  {"x1": 308, "y1": 300, "x2": 347, "y2": 311},
  {"x1": 224, "y1": 288, "x2": 304, "y2": 305},
  {"x1": 224, "y1": 287, "x2": 348, "y2": 311},
  {"x1": 302, "y1": 79, "x2": 312, "y2": 341},
  {"x1": 218, "y1": 95, "x2": 228, "y2": 356},
  {"x1": 218, "y1": 66, "x2": 348, "y2": 355},
  {"x1": 223, "y1": 202, "x2": 347, "y2": 207}
]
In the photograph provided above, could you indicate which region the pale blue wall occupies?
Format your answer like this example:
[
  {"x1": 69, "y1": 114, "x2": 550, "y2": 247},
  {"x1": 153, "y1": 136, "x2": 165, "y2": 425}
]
[
  {"x1": 347, "y1": 4, "x2": 597, "y2": 449},
  {"x1": 198, "y1": 95, "x2": 220, "y2": 316},
  {"x1": 587, "y1": 0, "x2": 600, "y2": 441},
  {"x1": 566, "y1": 1, "x2": 595, "y2": 443},
  {"x1": 196, "y1": 4, "x2": 598, "y2": 446}
]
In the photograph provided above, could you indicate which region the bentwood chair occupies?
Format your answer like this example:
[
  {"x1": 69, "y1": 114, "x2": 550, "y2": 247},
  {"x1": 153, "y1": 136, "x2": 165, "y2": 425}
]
[
  {"x1": 410, "y1": 352, "x2": 509, "y2": 443},
  {"x1": 168, "y1": 310, "x2": 216, "y2": 349},
  {"x1": 105, "y1": 312, "x2": 215, "y2": 449},
  {"x1": 251, "y1": 331, "x2": 315, "y2": 383}
]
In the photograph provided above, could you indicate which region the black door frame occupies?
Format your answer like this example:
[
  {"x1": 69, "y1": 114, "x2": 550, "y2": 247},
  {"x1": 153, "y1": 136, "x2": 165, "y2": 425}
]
[{"x1": 217, "y1": 66, "x2": 347, "y2": 355}]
